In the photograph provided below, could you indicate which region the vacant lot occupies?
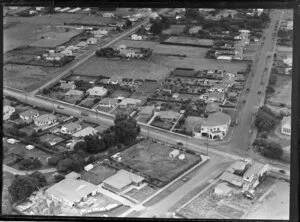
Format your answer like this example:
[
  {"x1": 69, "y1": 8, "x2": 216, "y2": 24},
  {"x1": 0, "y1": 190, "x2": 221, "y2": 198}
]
[
  {"x1": 179, "y1": 176, "x2": 277, "y2": 219},
  {"x1": 268, "y1": 75, "x2": 291, "y2": 107},
  {"x1": 109, "y1": 89, "x2": 132, "y2": 98},
  {"x1": 79, "y1": 97, "x2": 97, "y2": 108},
  {"x1": 119, "y1": 140, "x2": 201, "y2": 183},
  {"x1": 81, "y1": 163, "x2": 117, "y2": 185},
  {"x1": 136, "y1": 81, "x2": 158, "y2": 93},
  {"x1": 178, "y1": 116, "x2": 204, "y2": 132},
  {"x1": 3, "y1": 64, "x2": 59, "y2": 92}
]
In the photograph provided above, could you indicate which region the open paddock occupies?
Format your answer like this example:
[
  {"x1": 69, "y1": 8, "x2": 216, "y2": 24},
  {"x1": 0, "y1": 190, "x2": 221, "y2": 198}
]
[
  {"x1": 163, "y1": 36, "x2": 214, "y2": 47},
  {"x1": 115, "y1": 39, "x2": 159, "y2": 50},
  {"x1": 136, "y1": 81, "x2": 158, "y2": 93},
  {"x1": 4, "y1": 53, "x2": 36, "y2": 65},
  {"x1": 8, "y1": 46, "x2": 46, "y2": 55},
  {"x1": 162, "y1": 25, "x2": 186, "y2": 35},
  {"x1": 3, "y1": 64, "x2": 59, "y2": 92},
  {"x1": 67, "y1": 75, "x2": 99, "y2": 83},
  {"x1": 119, "y1": 140, "x2": 201, "y2": 184},
  {"x1": 73, "y1": 56, "x2": 171, "y2": 80}
]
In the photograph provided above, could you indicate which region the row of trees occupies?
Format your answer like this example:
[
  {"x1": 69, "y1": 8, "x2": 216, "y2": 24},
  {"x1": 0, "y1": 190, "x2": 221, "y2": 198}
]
[
  {"x1": 253, "y1": 138, "x2": 283, "y2": 160},
  {"x1": 95, "y1": 47, "x2": 118, "y2": 57},
  {"x1": 149, "y1": 15, "x2": 170, "y2": 35},
  {"x1": 9, "y1": 171, "x2": 47, "y2": 203}
]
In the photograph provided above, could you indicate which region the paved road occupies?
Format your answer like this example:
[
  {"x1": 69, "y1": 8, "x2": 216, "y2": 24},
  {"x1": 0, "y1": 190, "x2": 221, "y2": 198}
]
[
  {"x1": 228, "y1": 9, "x2": 283, "y2": 152},
  {"x1": 3, "y1": 164, "x2": 57, "y2": 175},
  {"x1": 138, "y1": 154, "x2": 234, "y2": 218},
  {"x1": 30, "y1": 8, "x2": 169, "y2": 96}
]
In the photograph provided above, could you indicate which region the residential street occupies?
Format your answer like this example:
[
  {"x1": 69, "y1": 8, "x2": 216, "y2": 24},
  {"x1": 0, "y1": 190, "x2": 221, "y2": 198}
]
[{"x1": 3, "y1": 164, "x2": 57, "y2": 175}]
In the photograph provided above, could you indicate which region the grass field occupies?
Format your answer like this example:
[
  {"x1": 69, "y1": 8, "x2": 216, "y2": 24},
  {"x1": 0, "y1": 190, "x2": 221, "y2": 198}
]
[
  {"x1": 119, "y1": 140, "x2": 201, "y2": 183},
  {"x1": 164, "y1": 36, "x2": 214, "y2": 47},
  {"x1": 3, "y1": 64, "x2": 59, "y2": 92},
  {"x1": 162, "y1": 25, "x2": 186, "y2": 35},
  {"x1": 269, "y1": 75, "x2": 291, "y2": 107},
  {"x1": 115, "y1": 39, "x2": 159, "y2": 49},
  {"x1": 125, "y1": 185, "x2": 158, "y2": 202}
]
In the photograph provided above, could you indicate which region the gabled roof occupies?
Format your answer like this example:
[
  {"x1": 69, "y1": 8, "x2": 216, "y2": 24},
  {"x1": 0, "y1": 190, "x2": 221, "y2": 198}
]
[
  {"x1": 202, "y1": 112, "x2": 231, "y2": 127},
  {"x1": 220, "y1": 171, "x2": 244, "y2": 186},
  {"x1": 72, "y1": 127, "x2": 98, "y2": 138},
  {"x1": 103, "y1": 169, "x2": 144, "y2": 190},
  {"x1": 62, "y1": 122, "x2": 81, "y2": 131},
  {"x1": 243, "y1": 162, "x2": 267, "y2": 179},
  {"x1": 140, "y1": 106, "x2": 154, "y2": 115}
]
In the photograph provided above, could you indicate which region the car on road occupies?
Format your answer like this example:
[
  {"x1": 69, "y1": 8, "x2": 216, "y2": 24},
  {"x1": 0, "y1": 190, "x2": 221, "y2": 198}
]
[
  {"x1": 177, "y1": 141, "x2": 183, "y2": 146},
  {"x1": 57, "y1": 105, "x2": 64, "y2": 109},
  {"x1": 182, "y1": 177, "x2": 189, "y2": 182}
]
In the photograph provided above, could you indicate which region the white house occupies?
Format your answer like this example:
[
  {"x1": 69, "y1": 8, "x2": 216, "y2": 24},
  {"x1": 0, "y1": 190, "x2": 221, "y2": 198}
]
[
  {"x1": 61, "y1": 122, "x2": 82, "y2": 134},
  {"x1": 283, "y1": 57, "x2": 292, "y2": 67},
  {"x1": 189, "y1": 26, "x2": 202, "y2": 34},
  {"x1": 286, "y1": 21, "x2": 293, "y2": 30},
  {"x1": 131, "y1": 34, "x2": 142, "y2": 40},
  {"x1": 87, "y1": 86, "x2": 108, "y2": 97},
  {"x1": 197, "y1": 112, "x2": 231, "y2": 140},
  {"x1": 281, "y1": 116, "x2": 291, "y2": 136},
  {"x1": 96, "y1": 98, "x2": 118, "y2": 108},
  {"x1": 3, "y1": 105, "x2": 15, "y2": 121},
  {"x1": 92, "y1": 29, "x2": 109, "y2": 35},
  {"x1": 242, "y1": 162, "x2": 269, "y2": 191},
  {"x1": 108, "y1": 76, "x2": 123, "y2": 85},
  {"x1": 35, "y1": 7, "x2": 45, "y2": 11},
  {"x1": 239, "y1": 29, "x2": 250, "y2": 34},
  {"x1": 44, "y1": 53, "x2": 64, "y2": 61},
  {"x1": 76, "y1": 41, "x2": 88, "y2": 48},
  {"x1": 25, "y1": 145, "x2": 35, "y2": 150},
  {"x1": 19, "y1": 109, "x2": 39, "y2": 121},
  {"x1": 34, "y1": 114, "x2": 57, "y2": 126}
]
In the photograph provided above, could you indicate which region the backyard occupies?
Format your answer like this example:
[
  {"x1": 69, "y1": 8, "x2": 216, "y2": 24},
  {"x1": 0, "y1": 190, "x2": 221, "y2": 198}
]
[
  {"x1": 150, "y1": 118, "x2": 175, "y2": 131},
  {"x1": 124, "y1": 185, "x2": 158, "y2": 202},
  {"x1": 38, "y1": 133, "x2": 66, "y2": 146},
  {"x1": 119, "y1": 140, "x2": 201, "y2": 184},
  {"x1": 268, "y1": 75, "x2": 291, "y2": 107}
]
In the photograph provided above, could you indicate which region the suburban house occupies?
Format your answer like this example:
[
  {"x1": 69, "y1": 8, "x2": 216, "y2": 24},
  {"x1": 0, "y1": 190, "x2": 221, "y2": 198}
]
[
  {"x1": 281, "y1": 116, "x2": 291, "y2": 136},
  {"x1": 131, "y1": 34, "x2": 143, "y2": 40},
  {"x1": 102, "y1": 12, "x2": 114, "y2": 17},
  {"x1": 239, "y1": 29, "x2": 251, "y2": 34},
  {"x1": 205, "y1": 102, "x2": 220, "y2": 114},
  {"x1": 92, "y1": 29, "x2": 108, "y2": 36},
  {"x1": 76, "y1": 41, "x2": 88, "y2": 48},
  {"x1": 61, "y1": 122, "x2": 82, "y2": 134},
  {"x1": 157, "y1": 110, "x2": 181, "y2": 122},
  {"x1": 226, "y1": 159, "x2": 252, "y2": 175},
  {"x1": 96, "y1": 98, "x2": 118, "y2": 108},
  {"x1": 119, "y1": 98, "x2": 142, "y2": 108},
  {"x1": 65, "y1": 89, "x2": 84, "y2": 96},
  {"x1": 102, "y1": 169, "x2": 145, "y2": 193},
  {"x1": 43, "y1": 53, "x2": 64, "y2": 61},
  {"x1": 200, "y1": 92, "x2": 225, "y2": 103},
  {"x1": 3, "y1": 105, "x2": 15, "y2": 121},
  {"x1": 87, "y1": 86, "x2": 108, "y2": 97},
  {"x1": 198, "y1": 112, "x2": 231, "y2": 140},
  {"x1": 60, "y1": 81, "x2": 76, "y2": 91},
  {"x1": 242, "y1": 162, "x2": 269, "y2": 191},
  {"x1": 87, "y1": 37, "x2": 97, "y2": 44},
  {"x1": 208, "y1": 83, "x2": 228, "y2": 93},
  {"x1": 45, "y1": 176, "x2": 98, "y2": 207},
  {"x1": 34, "y1": 114, "x2": 57, "y2": 126},
  {"x1": 139, "y1": 106, "x2": 155, "y2": 119},
  {"x1": 72, "y1": 127, "x2": 99, "y2": 138},
  {"x1": 19, "y1": 109, "x2": 40, "y2": 121}
]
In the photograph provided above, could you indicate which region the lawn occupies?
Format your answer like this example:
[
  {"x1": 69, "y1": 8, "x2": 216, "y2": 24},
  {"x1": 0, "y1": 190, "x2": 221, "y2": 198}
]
[
  {"x1": 39, "y1": 133, "x2": 65, "y2": 146},
  {"x1": 161, "y1": 25, "x2": 186, "y2": 35},
  {"x1": 178, "y1": 116, "x2": 205, "y2": 132},
  {"x1": 119, "y1": 140, "x2": 201, "y2": 184},
  {"x1": 3, "y1": 64, "x2": 59, "y2": 92},
  {"x1": 19, "y1": 123, "x2": 38, "y2": 136},
  {"x1": 115, "y1": 39, "x2": 159, "y2": 49},
  {"x1": 94, "y1": 105, "x2": 114, "y2": 113},
  {"x1": 62, "y1": 95, "x2": 84, "y2": 104},
  {"x1": 81, "y1": 163, "x2": 118, "y2": 185},
  {"x1": 268, "y1": 75, "x2": 292, "y2": 107},
  {"x1": 163, "y1": 36, "x2": 214, "y2": 47},
  {"x1": 95, "y1": 122, "x2": 112, "y2": 133},
  {"x1": 111, "y1": 106, "x2": 135, "y2": 116},
  {"x1": 79, "y1": 97, "x2": 97, "y2": 108}
]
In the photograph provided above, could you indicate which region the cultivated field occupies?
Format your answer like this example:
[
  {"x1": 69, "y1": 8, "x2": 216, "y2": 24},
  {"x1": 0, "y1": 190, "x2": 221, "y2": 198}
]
[
  {"x1": 119, "y1": 140, "x2": 201, "y2": 184},
  {"x1": 178, "y1": 176, "x2": 278, "y2": 219},
  {"x1": 3, "y1": 64, "x2": 59, "y2": 92}
]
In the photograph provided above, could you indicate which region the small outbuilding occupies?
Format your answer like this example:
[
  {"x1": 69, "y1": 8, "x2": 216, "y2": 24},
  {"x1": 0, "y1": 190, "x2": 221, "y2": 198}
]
[
  {"x1": 84, "y1": 164, "x2": 94, "y2": 172},
  {"x1": 169, "y1": 149, "x2": 180, "y2": 158}
]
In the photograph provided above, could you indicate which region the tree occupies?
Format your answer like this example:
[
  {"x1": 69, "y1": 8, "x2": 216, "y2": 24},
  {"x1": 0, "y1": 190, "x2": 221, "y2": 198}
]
[
  {"x1": 48, "y1": 154, "x2": 63, "y2": 166},
  {"x1": 42, "y1": 88, "x2": 50, "y2": 95},
  {"x1": 29, "y1": 171, "x2": 47, "y2": 187},
  {"x1": 73, "y1": 141, "x2": 87, "y2": 153},
  {"x1": 228, "y1": 25, "x2": 239, "y2": 33},
  {"x1": 260, "y1": 141, "x2": 283, "y2": 160},
  {"x1": 125, "y1": 19, "x2": 132, "y2": 27},
  {"x1": 149, "y1": 22, "x2": 162, "y2": 35},
  {"x1": 18, "y1": 157, "x2": 42, "y2": 170},
  {"x1": 84, "y1": 134, "x2": 106, "y2": 154},
  {"x1": 266, "y1": 86, "x2": 275, "y2": 94},
  {"x1": 254, "y1": 106, "x2": 277, "y2": 132},
  {"x1": 114, "y1": 114, "x2": 140, "y2": 145},
  {"x1": 8, "y1": 175, "x2": 40, "y2": 202}
]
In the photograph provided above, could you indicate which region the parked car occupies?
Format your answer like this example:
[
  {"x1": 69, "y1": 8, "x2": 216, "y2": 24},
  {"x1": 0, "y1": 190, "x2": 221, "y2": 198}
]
[
  {"x1": 57, "y1": 105, "x2": 64, "y2": 109},
  {"x1": 182, "y1": 177, "x2": 189, "y2": 182},
  {"x1": 177, "y1": 141, "x2": 183, "y2": 146}
]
